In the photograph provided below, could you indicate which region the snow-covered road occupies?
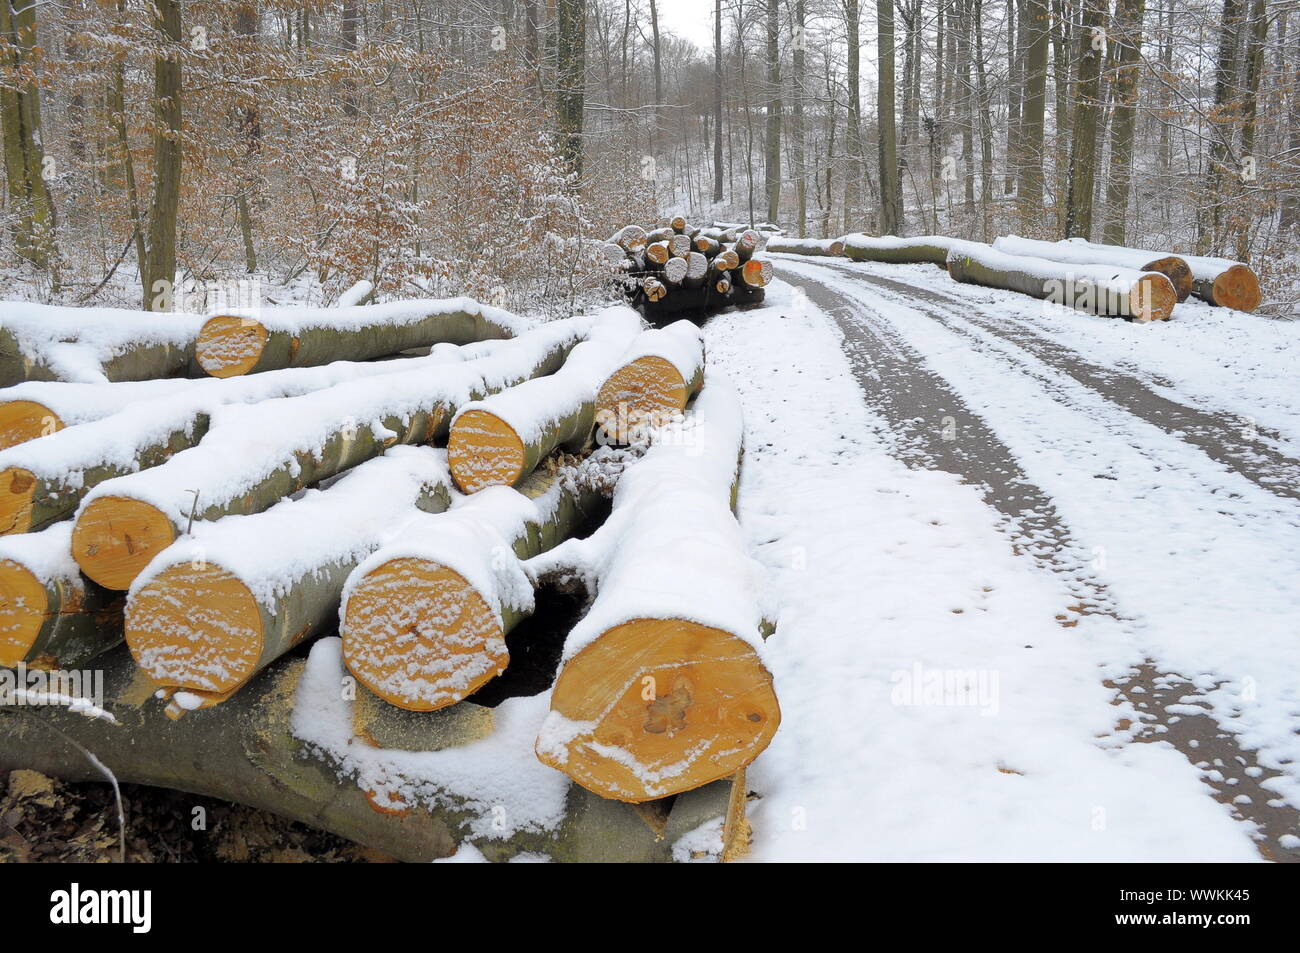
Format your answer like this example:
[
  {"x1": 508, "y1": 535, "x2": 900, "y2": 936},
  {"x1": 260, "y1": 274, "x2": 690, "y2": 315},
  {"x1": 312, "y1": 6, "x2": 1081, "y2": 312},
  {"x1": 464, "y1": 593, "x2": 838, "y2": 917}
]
[{"x1": 706, "y1": 257, "x2": 1300, "y2": 862}]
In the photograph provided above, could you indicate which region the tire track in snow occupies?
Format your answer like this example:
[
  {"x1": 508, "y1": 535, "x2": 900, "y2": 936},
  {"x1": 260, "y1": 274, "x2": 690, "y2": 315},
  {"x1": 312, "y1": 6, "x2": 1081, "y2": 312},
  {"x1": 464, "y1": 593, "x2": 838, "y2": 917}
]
[
  {"x1": 777, "y1": 262, "x2": 1300, "y2": 860},
  {"x1": 794, "y1": 256, "x2": 1300, "y2": 503}
]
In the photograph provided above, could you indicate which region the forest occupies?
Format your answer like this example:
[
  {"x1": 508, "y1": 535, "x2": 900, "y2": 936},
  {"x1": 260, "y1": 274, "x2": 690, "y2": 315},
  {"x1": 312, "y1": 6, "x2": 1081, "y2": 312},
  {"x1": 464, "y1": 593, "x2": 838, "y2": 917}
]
[{"x1": 0, "y1": 0, "x2": 1295, "y2": 315}]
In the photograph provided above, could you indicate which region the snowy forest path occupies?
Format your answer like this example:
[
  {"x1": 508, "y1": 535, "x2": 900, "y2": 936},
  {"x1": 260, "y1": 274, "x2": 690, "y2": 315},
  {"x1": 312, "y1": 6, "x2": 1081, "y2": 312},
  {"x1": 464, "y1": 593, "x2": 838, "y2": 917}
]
[{"x1": 771, "y1": 257, "x2": 1300, "y2": 861}]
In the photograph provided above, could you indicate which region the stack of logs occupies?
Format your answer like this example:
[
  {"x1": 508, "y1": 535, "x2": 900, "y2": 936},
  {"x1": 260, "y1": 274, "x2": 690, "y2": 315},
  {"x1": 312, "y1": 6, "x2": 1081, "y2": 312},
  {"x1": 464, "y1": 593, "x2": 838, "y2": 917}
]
[
  {"x1": 0, "y1": 296, "x2": 780, "y2": 844},
  {"x1": 604, "y1": 217, "x2": 773, "y2": 320}
]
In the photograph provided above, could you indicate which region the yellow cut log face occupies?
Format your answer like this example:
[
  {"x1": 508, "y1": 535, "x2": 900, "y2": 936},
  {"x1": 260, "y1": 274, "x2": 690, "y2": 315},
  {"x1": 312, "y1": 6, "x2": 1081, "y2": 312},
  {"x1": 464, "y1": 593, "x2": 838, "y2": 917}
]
[
  {"x1": 125, "y1": 561, "x2": 264, "y2": 693},
  {"x1": 195, "y1": 315, "x2": 269, "y2": 378},
  {"x1": 0, "y1": 558, "x2": 46, "y2": 667},
  {"x1": 343, "y1": 557, "x2": 506, "y2": 711},
  {"x1": 539, "y1": 618, "x2": 781, "y2": 803},
  {"x1": 72, "y1": 496, "x2": 175, "y2": 590},
  {"x1": 595, "y1": 356, "x2": 689, "y2": 445},
  {"x1": 1211, "y1": 264, "x2": 1262, "y2": 313},
  {"x1": 0, "y1": 400, "x2": 60, "y2": 450},
  {"x1": 0, "y1": 467, "x2": 36, "y2": 535},
  {"x1": 447, "y1": 408, "x2": 527, "y2": 493},
  {"x1": 1130, "y1": 273, "x2": 1178, "y2": 322}
]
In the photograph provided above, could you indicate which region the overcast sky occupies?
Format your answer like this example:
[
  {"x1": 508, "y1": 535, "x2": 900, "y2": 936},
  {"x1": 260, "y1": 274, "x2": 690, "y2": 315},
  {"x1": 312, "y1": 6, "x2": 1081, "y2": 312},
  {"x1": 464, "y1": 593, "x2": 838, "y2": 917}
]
[{"x1": 657, "y1": 0, "x2": 714, "y2": 50}]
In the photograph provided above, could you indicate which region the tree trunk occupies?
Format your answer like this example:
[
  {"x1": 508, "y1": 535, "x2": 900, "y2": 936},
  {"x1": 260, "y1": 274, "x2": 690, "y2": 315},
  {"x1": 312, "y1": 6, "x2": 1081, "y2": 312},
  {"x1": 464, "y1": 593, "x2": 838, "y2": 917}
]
[
  {"x1": 532, "y1": 385, "x2": 780, "y2": 803},
  {"x1": 555, "y1": 0, "x2": 586, "y2": 179},
  {"x1": 764, "y1": 0, "x2": 782, "y2": 222},
  {"x1": 447, "y1": 311, "x2": 641, "y2": 493},
  {"x1": 844, "y1": 0, "x2": 863, "y2": 232},
  {"x1": 194, "y1": 299, "x2": 522, "y2": 378},
  {"x1": 342, "y1": 467, "x2": 602, "y2": 711},
  {"x1": 792, "y1": 0, "x2": 807, "y2": 235},
  {"x1": 142, "y1": 0, "x2": 182, "y2": 311},
  {"x1": 1100, "y1": 0, "x2": 1146, "y2": 245},
  {"x1": 1064, "y1": 0, "x2": 1107, "y2": 238},
  {"x1": 764, "y1": 236, "x2": 847, "y2": 256},
  {"x1": 124, "y1": 448, "x2": 452, "y2": 707},
  {"x1": 70, "y1": 319, "x2": 592, "y2": 591},
  {"x1": 992, "y1": 233, "x2": 1192, "y2": 299},
  {"x1": 0, "y1": 523, "x2": 122, "y2": 669},
  {"x1": 713, "y1": 0, "x2": 724, "y2": 203},
  {"x1": 844, "y1": 232, "x2": 985, "y2": 266},
  {"x1": 0, "y1": 645, "x2": 735, "y2": 862},
  {"x1": 1069, "y1": 238, "x2": 1261, "y2": 310},
  {"x1": 234, "y1": 4, "x2": 261, "y2": 272},
  {"x1": 0, "y1": 0, "x2": 57, "y2": 274},
  {"x1": 1019, "y1": 0, "x2": 1050, "y2": 228},
  {"x1": 878, "y1": 0, "x2": 903, "y2": 234},
  {"x1": 1200, "y1": 0, "x2": 1245, "y2": 252},
  {"x1": 947, "y1": 243, "x2": 1178, "y2": 321}
]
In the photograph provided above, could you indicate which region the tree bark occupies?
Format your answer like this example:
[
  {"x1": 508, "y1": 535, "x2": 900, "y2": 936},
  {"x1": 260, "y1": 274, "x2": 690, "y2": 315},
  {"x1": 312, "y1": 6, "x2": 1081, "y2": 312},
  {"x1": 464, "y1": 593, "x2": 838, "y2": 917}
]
[
  {"x1": 713, "y1": 0, "x2": 724, "y2": 203},
  {"x1": 555, "y1": 0, "x2": 587, "y2": 179},
  {"x1": 1018, "y1": 0, "x2": 1050, "y2": 228},
  {"x1": 1101, "y1": 0, "x2": 1146, "y2": 245},
  {"x1": 142, "y1": 0, "x2": 182, "y2": 311},
  {"x1": 843, "y1": 0, "x2": 863, "y2": 232},
  {"x1": 878, "y1": 0, "x2": 903, "y2": 234},
  {"x1": 1064, "y1": 0, "x2": 1107, "y2": 238},
  {"x1": 764, "y1": 0, "x2": 782, "y2": 222}
]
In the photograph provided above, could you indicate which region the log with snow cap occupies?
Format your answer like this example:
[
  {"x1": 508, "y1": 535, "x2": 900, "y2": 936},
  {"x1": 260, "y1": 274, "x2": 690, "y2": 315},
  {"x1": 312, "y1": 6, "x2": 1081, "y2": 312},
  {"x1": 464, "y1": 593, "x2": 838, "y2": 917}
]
[
  {"x1": 341, "y1": 465, "x2": 603, "y2": 712},
  {"x1": 124, "y1": 446, "x2": 453, "y2": 714},
  {"x1": 71, "y1": 316, "x2": 592, "y2": 591},
  {"x1": 0, "y1": 345, "x2": 468, "y2": 536},
  {"x1": 528, "y1": 383, "x2": 781, "y2": 803},
  {"x1": 843, "y1": 233, "x2": 986, "y2": 267},
  {"x1": 1064, "y1": 238, "x2": 1261, "y2": 312},
  {"x1": 992, "y1": 234, "x2": 1194, "y2": 302},
  {"x1": 446, "y1": 307, "x2": 642, "y2": 493},
  {"x1": 0, "y1": 523, "x2": 123, "y2": 670},
  {"x1": 764, "y1": 236, "x2": 847, "y2": 257},
  {"x1": 946, "y1": 243, "x2": 1178, "y2": 322},
  {"x1": 194, "y1": 296, "x2": 526, "y2": 378},
  {"x1": 0, "y1": 302, "x2": 204, "y2": 388},
  {"x1": 593, "y1": 319, "x2": 704, "y2": 445}
]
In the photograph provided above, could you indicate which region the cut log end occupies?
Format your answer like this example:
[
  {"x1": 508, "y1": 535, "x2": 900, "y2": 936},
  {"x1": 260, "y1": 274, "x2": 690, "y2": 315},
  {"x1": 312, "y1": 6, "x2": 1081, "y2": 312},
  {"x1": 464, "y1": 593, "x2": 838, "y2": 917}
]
[
  {"x1": 0, "y1": 467, "x2": 36, "y2": 535},
  {"x1": 447, "y1": 408, "x2": 527, "y2": 493},
  {"x1": 72, "y1": 495, "x2": 175, "y2": 590},
  {"x1": 740, "y1": 258, "x2": 774, "y2": 288},
  {"x1": 0, "y1": 558, "x2": 46, "y2": 668},
  {"x1": 195, "y1": 315, "x2": 270, "y2": 378},
  {"x1": 343, "y1": 557, "x2": 505, "y2": 712},
  {"x1": 1131, "y1": 273, "x2": 1178, "y2": 323},
  {"x1": 538, "y1": 618, "x2": 781, "y2": 803},
  {"x1": 1140, "y1": 256, "x2": 1194, "y2": 302},
  {"x1": 0, "y1": 400, "x2": 61, "y2": 450},
  {"x1": 1211, "y1": 264, "x2": 1262, "y2": 313},
  {"x1": 126, "y1": 561, "x2": 263, "y2": 694},
  {"x1": 595, "y1": 356, "x2": 690, "y2": 444}
]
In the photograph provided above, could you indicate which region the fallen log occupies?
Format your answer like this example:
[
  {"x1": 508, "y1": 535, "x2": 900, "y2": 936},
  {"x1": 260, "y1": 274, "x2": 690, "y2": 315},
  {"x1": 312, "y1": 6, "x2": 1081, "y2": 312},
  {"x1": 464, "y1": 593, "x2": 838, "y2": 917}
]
[
  {"x1": 124, "y1": 446, "x2": 452, "y2": 708},
  {"x1": 528, "y1": 384, "x2": 781, "y2": 802},
  {"x1": 0, "y1": 522, "x2": 122, "y2": 669},
  {"x1": 764, "y1": 236, "x2": 847, "y2": 257},
  {"x1": 642, "y1": 278, "x2": 668, "y2": 303},
  {"x1": 991, "y1": 235, "x2": 1193, "y2": 302},
  {"x1": 0, "y1": 303, "x2": 204, "y2": 387},
  {"x1": 947, "y1": 244, "x2": 1178, "y2": 322},
  {"x1": 1065, "y1": 238, "x2": 1261, "y2": 312},
  {"x1": 661, "y1": 257, "x2": 689, "y2": 287},
  {"x1": 692, "y1": 235, "x2": 721, "y2": 257},
  {"x1": 446, "y1": 308, "x2": 641, "y2": 493},
  {"x1": 682, "y1": 252, "x2": 710, "y2": 288},
  {"x1": 594, "y1": 320, "x2": 705, "y2": 445},
  {"x1": 733, "y1": 230, "x2": 763, "y2": 261},
  {"x1": 645, "y1": 241, "x2": 671, "y2": 267},
  {"x1": 195, "y1": 297, "x2": 524, "y2": 378},
  {"x1": 843, "y1": 233, "x2": 985, "y2": 267},
  {"x1": 610, "y1": 225, "x2": 649, "y2": 252},
  {"x1": 0, "y1": 349, "x2": 468, "y2": 536},
  {"x1": 71, "y1": 317, "x2": 592, "y2": 591},
  {"x1": 341, "y1": 468, "x2": 602, "y2": 711},
  {"x1": 667, "y1": 234, "x2": 693, "y2": 259},
  {"x1": 0, "y1": 642, "x2": 734, "y2": 862}
]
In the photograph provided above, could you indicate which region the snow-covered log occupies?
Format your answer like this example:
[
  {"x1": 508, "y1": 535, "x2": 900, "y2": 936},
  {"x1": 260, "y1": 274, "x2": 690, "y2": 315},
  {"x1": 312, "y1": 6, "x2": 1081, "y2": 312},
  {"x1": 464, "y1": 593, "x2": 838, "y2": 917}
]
[
  {"x1": 609, "y1": 225, "x2": 648, "y2": 252},
  {"x1": 992, "y1": 235, "x2": 1194, "y2": 301},
  {"x1": 732, "y1": 230, "x2": 763, "y2": 261},
  {"x1": 529, "y1": 384, "x2": 781, "y2": 803},
  {"x1": 947, "y1": 243, "x2": 1179, "y2": 322},
  {"x1": 593, "y1": 320, "x2": 705, "y2": 445},
  {"x1": 0, "y1": 303, "x2": 204, "y2": 387},
  {"x1": 446, "y1": 308, "x2": 642, "y2": 493},
  {"x1": 0, "y1": 348, "x2": 467, "y2": 536},
  {"x1": 194, "y1": 297, "x2": 524, "y2": 378},
  {"x1": 0, "y1": 645, "x2": 733, "y2": 862},
  {"x1": 341, "y1": 467, "x2": 603, "y2": 711},
  {"x1": 124, "y1": 447, "x2": 453, "y2": 711},
  {"x1": 0, "y1": 377, "x2": 193, "y2": 450},
  {"x1": 843, "y1": 233, "x2": 985, "y2": 267},
  {"x1": 70, "y1": 317, "x2": 592, "y2": 591},
  {"x1": 764, "y1": 236, "x2": 847, "y2": 257},
  {"x1": 1065, "y1": 238, "x2": 1261, "y2": 312},
  {"x1": 0, "y1": 523, "x2": 122, "y2": 669}
]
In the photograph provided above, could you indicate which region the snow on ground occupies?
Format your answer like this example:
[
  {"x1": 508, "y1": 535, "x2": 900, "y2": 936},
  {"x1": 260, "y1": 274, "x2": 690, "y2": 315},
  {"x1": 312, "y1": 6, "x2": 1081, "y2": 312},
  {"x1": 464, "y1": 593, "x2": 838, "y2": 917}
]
[
  {"x1": 776, "y1": 260, "x2": 1300, "y2": 814},
  {"x1": 707, "y1": 279, "x2": 1261, "y2": 861}
]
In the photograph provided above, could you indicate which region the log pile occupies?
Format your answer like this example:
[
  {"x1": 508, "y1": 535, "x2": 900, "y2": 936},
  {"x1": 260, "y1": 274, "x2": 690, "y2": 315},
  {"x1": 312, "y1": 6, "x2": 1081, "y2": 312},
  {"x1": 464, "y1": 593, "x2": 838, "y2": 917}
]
[
  {"x1": 605, "y1": 219, "x2": 773, "y2": 320},
  {"x1": 0, "y1": 291, "x2": 779, "y2": 859}
]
